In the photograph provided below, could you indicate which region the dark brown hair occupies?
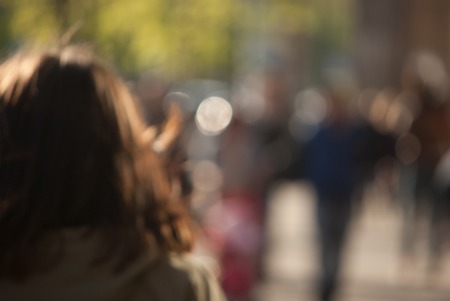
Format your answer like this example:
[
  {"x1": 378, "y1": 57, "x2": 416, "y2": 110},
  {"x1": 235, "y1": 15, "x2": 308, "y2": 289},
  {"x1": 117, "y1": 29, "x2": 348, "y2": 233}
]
[{"x1": 0, "y1": 45, "x2": 193, "y2": 279}]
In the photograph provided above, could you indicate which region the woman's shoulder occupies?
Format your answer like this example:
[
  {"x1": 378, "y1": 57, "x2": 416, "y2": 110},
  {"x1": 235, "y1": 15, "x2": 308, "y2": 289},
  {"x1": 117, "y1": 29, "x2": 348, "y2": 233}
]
[
  {"x1": 0, "y1": 230, "x2": 227, "y2": 301},
  {"x1": 142, "y1": 252, "x2": 227, "y2": 301}
]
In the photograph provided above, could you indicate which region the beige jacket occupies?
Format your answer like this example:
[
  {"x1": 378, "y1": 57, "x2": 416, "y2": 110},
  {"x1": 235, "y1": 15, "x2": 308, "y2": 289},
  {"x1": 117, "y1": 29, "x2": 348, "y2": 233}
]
[{"x1": 0, "y1": 230, "x2": 227, "y2": 301}]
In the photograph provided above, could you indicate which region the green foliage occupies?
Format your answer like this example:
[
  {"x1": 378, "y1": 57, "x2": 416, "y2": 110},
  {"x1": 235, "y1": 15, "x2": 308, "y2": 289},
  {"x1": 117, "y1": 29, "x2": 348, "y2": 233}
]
[{"x1": 0, "y1": 0, "x2": 352, "y2": 79}]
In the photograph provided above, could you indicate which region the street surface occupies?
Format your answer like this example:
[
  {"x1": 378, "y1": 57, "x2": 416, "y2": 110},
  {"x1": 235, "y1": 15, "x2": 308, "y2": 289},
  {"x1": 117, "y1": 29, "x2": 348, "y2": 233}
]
[{"x1": 254, "y1": 181, "x2": 450, "y2": 301}]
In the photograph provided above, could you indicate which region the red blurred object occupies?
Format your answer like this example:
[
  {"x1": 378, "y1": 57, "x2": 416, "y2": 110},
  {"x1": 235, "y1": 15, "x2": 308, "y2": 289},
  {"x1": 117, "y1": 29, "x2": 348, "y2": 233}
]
[{"x1": 204, "y1": 193, "x2": 263, "y2": 299}]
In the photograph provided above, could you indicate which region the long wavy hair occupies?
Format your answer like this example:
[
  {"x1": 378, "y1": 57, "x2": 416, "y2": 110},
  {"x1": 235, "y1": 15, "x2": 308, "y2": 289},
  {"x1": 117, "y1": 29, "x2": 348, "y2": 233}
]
[{"x1": 0, "y1": 45, "x2": 193, "y2": 279}]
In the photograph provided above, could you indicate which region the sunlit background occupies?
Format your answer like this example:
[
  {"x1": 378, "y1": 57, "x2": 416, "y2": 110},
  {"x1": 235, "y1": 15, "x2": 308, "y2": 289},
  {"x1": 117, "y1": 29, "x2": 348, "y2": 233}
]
[{"x1": 2, "y1": 0, "x2": 450, "y2": 300}]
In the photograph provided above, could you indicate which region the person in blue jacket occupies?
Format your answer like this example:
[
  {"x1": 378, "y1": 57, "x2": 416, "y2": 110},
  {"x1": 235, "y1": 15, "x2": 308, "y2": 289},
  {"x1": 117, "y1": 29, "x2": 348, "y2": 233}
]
[{"x1": 303, "y1": 88, "x2": 360, "y2": 301}]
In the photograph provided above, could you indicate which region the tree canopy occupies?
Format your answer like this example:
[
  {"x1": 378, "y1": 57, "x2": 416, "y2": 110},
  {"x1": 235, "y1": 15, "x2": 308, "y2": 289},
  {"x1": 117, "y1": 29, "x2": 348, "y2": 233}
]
[{"x1": 0, "y1": 0, "x2": 352, "y2": 80}]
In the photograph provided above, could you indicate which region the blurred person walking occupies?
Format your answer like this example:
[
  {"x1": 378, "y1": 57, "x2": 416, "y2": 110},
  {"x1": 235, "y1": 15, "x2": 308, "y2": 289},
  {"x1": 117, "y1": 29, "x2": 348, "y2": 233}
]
[
  {"x1": 211, "y1": 115, "x2": 265, "y2": 301},
  {"x1": 302, "y1": 88, "x2": 360, "y2": 301},
  {"x1": 0, "y1": 45, "x2": 226, "y2": 301},
  {"x1": 399, "y1": 52, "x2": 450, "y2": 278}
]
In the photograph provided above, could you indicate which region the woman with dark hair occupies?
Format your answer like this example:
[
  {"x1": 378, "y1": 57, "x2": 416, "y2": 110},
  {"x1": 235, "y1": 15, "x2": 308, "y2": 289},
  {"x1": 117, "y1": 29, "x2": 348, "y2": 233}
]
[{"x1": 0, "y1": 45, "x2": 225, "y2": 301}]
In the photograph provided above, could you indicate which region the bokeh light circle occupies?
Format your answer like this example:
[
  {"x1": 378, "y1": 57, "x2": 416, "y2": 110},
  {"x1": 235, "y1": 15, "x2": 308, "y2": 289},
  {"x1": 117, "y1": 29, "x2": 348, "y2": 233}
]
[{"x1": 195, "y1": 97, "x2": 233, "y2": 135}]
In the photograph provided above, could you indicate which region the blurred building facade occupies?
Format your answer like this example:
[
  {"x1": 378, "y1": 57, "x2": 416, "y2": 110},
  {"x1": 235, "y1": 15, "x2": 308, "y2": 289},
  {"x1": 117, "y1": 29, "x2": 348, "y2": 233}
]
[{"x1": 355, "y1": 0, "x2": 450, "y2": 89}]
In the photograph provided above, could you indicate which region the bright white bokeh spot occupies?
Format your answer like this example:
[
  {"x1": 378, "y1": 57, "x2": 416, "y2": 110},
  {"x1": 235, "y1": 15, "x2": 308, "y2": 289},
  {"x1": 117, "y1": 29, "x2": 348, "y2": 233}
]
[
  {"x1": 195, "y1": 97, "x2": 233, "y2": 135},
  {"x1": 294, "y1": 89, "x2": 328, "y2": 126}
]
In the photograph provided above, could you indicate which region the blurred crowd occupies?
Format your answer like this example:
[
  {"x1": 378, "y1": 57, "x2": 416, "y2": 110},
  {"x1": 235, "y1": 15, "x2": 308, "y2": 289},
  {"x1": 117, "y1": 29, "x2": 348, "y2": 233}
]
[
  {"x1": 133, "y1": 50, "x2": 450, "y2": 301},
  {"x1": 2, "y1": 2, "x2": 450, "y2": 301}
]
